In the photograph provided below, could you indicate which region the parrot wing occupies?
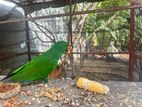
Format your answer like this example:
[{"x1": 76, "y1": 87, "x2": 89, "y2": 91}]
[
  {"x1": 10, "y1": 56, "x2": 56, "y2": 82},
  {"x1": 1, "y1": 55, "x2": 56, "y2": 82}
]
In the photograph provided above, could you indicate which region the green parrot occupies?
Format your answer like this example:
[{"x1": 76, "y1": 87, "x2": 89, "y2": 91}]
[{"x1": 1, "y1": 41, "x2": 68, "y2": 82}]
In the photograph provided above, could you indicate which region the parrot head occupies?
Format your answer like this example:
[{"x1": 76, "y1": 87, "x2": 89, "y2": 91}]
[{"x1": 52, "y1": 41, "x2": 68, "y2": 53}]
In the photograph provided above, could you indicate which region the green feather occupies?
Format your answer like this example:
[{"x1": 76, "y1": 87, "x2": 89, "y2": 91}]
[{"x1": 5, "y1": 41, "x2": 68, "y2": 82}]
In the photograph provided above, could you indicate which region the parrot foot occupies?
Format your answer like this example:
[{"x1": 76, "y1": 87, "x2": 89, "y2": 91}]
[{"x1": 44, "y1": 78, "x2": 48, "y2": 83}]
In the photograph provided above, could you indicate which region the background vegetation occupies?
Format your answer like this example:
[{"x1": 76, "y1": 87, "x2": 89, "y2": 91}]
[{"x1": 68, "y1": 0, "x2": 142, "y2": 52}]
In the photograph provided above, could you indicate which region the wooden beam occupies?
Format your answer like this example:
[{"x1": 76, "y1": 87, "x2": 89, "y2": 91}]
[{"x1": 0, "y1": 4, "x2": 142, "y2": 25}]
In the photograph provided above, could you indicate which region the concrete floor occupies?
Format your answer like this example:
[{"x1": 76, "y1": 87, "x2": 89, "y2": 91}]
[{"x1": 0, "y1": 78, "x2": 142, "y2": 107}]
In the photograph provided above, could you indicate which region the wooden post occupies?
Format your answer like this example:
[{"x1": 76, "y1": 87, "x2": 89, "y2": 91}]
[
  {"x1": 128, "y1": 1, "x2": 135, "y2": 81},
  {"x1": 68, "y1": 0, "x2": 74, "y2": 79},
  {"x1": 24, "y1": 8, "x2": 31, "y2": 61}
]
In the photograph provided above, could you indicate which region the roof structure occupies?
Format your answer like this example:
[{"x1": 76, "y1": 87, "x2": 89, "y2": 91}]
[
  {"x1": 7, "y1": 0, "x2": 104, "y2": 13},
  {"x1": 9, "y1": 0, "x2": 103, "y2": 6}
]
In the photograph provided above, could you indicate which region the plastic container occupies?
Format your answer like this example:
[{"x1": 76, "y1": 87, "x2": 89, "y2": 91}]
[{"x1": 0, "y1": 83, "x2": 20, "y2": 99}]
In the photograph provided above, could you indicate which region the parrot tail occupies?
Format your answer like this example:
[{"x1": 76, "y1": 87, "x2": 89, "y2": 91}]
[
  {"x1": 0, "y1": 77, "x2": 12, "y2": 82},
  {"x1": 0, "y1": 73, "x2": 15, "y2": 82}
]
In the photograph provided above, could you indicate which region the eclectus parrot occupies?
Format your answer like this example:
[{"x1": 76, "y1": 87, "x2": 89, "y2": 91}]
[{"x1": 1, "y1": 41, "x2": 68, "y2": 82}]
